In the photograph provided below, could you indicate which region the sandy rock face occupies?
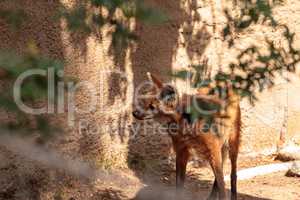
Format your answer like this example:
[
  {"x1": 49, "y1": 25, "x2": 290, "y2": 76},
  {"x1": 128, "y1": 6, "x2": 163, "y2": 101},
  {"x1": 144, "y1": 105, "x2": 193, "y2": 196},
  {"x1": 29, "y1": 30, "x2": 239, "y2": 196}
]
[
  {"x1": 286, "y1": 161, "x2": 300, "y2": 177},
  {"x1": 276, "y1": 144, "x2": 300, "y2": 162},
  {"x1": 1, "y1": 0, "x2": 300, "y2": 170}
]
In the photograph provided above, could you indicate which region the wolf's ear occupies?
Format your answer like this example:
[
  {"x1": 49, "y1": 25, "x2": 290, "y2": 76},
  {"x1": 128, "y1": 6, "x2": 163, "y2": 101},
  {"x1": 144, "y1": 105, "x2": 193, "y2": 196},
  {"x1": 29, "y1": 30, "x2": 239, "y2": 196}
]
[{"x1": 147, "y1": 72, "x2": 163, "y2": 88}]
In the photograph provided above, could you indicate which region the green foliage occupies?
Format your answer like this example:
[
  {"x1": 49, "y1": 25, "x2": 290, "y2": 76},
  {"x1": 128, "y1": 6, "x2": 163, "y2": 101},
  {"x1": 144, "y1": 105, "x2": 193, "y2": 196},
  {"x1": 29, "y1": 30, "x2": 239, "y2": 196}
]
[
  {"x1": 0, "y1": 50, "x2": 62, "y2": 78},
  {"x1": 222, "y1": 1, "x2": 300, "y2": 101},
  {"x1": 1, "y1": 0, "x2": 299, "y2": 138},
  {"x1": 133, "y1": 0, "x2": 168, "y2": 25},
  {"x1": 189, "y1": 98, "x2": 221, "y2": 124},
  {"x1": 60, "y1": 6, "x2": 92, "y2": 33},
  {"x1": 227, "y1": 27, "x2": 300, "y2": 100},
  {"x1": 60, "y1": 0, "x2": 167, "y2": 48},
  {"x1": 175, "y1": 0, "x2": 300, "y2": 124},
  {"x1": 57, "y1": 0, "x2": 167, "y2": 66},
  {"x1": 90, "y1": 0, "x2": 168, "y2": 24},
  {"x1": 0, "y1": 45, "x2": 63, "y2": 137},
  {"x1": 223, "y1": 0, "x2": 282, "y2": 46},
  {"x1": 173, "y1": 59, "x2": 211, "y2": 88},
  {"x1": 0, "y1": 8, "x2": 27, "y2": 30},
  {"x1": 0, "y1": 1, "x2": 166, "y2": 137}
]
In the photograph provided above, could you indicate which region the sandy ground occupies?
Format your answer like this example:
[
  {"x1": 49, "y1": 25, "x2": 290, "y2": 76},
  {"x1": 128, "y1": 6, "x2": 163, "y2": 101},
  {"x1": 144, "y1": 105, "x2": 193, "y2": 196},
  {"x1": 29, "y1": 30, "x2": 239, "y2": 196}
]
[
  {"x1": 0, "y1": 137, "x2": 299, "y2": 200},
  {"x1": 0, "y1": 143, "x2": 299, "y2": 200},
  {"x1": 134, "y1": 172, "x2": 300, "y2": 200},
  {"x1": 132, "y1": 156, "x2": 300, "y2": 200}
]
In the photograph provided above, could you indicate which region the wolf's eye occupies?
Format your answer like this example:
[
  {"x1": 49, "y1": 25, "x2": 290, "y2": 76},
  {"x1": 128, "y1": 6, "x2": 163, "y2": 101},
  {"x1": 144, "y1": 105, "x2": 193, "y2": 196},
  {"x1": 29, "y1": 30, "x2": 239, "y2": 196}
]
[
  {"x1": 159, "y1": 85, "x2": 176, "y2": 102},
  {"x1": 163, "y1": 94, "x2": 175, "y2": 102},
  {"x1": 149, "y1": 104, "x2": 155, "y2": 110}
]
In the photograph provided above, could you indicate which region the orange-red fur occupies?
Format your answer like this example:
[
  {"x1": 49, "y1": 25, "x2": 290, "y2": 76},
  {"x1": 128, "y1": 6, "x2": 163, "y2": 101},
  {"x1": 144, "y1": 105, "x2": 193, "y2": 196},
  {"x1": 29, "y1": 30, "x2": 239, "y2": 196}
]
[
  {"x1": 133, "y1": 74, "x2": 241, "y2": 200},
  {"x1": 170, "y1": 88, "x2": 241, "y2": 200}
]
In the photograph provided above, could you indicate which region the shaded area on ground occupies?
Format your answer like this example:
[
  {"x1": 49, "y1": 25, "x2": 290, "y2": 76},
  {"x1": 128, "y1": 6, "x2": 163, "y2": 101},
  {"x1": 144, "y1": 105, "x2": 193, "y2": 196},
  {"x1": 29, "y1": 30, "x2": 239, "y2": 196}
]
[{"x1": 134, "y1": 185, "x2": 273, "y2": 200}]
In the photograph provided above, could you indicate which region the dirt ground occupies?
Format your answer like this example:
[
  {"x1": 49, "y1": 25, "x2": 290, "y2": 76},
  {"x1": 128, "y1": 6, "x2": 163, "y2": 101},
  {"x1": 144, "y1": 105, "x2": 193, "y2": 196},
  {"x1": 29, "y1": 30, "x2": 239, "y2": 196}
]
[
  {"x1": 134, "y1": 172, "x2": 300, "y2": 200},
  {"x1": 133, "y1": 156, "x2": 300, "y2": 200},
  {"x1": 0, "y1": 144, "x2": 299, "y2": 200}
]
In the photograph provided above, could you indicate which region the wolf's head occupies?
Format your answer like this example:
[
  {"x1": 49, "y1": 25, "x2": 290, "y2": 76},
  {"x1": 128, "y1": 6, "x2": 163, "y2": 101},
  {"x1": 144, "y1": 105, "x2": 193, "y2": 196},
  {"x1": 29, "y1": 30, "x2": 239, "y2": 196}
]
[{"x1": 132, "y1": 72, "x2": 178, "y2": 122}]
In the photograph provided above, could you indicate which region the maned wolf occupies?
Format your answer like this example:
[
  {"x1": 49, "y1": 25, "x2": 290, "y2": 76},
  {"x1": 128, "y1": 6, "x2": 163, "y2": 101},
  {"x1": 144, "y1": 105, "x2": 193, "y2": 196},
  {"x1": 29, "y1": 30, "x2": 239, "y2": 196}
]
[{"x1": 132, "y1": 73, "x2": 241, "y2": 200}]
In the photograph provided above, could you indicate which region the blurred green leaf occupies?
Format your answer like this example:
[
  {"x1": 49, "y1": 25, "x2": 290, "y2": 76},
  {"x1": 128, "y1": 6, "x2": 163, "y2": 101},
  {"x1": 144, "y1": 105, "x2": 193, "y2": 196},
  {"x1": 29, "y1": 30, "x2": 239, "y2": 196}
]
[
  {"x1": 0, "y1": 96, "x2": 19, "y2": 111},
  {"x1": 0, "y1": 8, "x2": 27, "y2": 30},
  {"x1": 0, "y1": 48, "x2": 64, "y2": 136},
  {"x1": 173, "y1": 70, "x2": 191, "y2": 80},
  {"x1": 61, "y1": 6, "x2": 91, "y2": 33},
  {"x1": 135, "y1": 1, "x2": 168, "y2": 25}
]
